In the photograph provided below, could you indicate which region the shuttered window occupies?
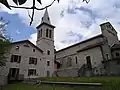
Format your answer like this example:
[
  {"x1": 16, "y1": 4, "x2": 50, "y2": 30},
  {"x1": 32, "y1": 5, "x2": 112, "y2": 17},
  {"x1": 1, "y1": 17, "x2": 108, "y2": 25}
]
[
  {"x1": 11, "y1": 55, "x2": 21, "y2": 63},
  {"x1": 28, "y1": 69, "x2": 36, "y2": 76},
  {"x1": 29, "y1": 57, "x2": 37, "y2": 65}
]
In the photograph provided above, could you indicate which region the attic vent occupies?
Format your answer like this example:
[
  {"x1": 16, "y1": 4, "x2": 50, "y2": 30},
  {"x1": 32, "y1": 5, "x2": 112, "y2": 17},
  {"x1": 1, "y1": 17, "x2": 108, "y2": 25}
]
[
  {"x1": 16, "y1": 46, "x2": 19, "y2": 50},
  {"x1": 24, "y1": 43, "x2": 29, "y2": 47},
  {"x1": 48, "y1": 17, "x2": 49, "y2": 20}
]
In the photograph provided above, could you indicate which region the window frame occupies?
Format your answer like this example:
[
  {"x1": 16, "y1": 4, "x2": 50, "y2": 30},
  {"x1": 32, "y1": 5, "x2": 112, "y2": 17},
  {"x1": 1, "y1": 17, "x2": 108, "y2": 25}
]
[
  {"x1": 29, "y1": 57, "x2": 37, "y2": 65},
  {"x1": 75, "y1": 56, "x2": 78, "y2": 64},
  {"x1": 33, "y1": 49, "x2": 36, "y2": 52},
  {"x1": 28, "y1": 69, "x2": 36, "y2": 76},
  {"x1": 47, "y1": 60, "x2": 50, "y2": 66},
  {"x1": 46, "y1": 29, "x2": 49, "y2": 37},
  {"x1": 11, "y1": 55, "x2": 21, "y2": 63},
  {"x1": 115, "y1": 52, "x2": 119, "y2": 57},
  {"x1": 49, "y1": 30, "x2": 52, "y2": 38},
  {"x1": 86, "y1": 56, "x2": 92, "y2": 70},
  {"x1": 47, "y1": 70, "x2": 50, "y2": 77},
  {"x1": 47, "y1": 50, "x2": 50, "y2": 55}
]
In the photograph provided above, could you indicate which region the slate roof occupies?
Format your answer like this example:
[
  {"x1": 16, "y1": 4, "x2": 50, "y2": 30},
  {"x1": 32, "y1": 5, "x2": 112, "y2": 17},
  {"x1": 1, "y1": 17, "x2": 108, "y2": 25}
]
[
  {"x1": 12, "y1": 40, "x2": 43, "y2": 53},
  {"x1": 56, "y1": 34, "x2": 103, "y2": 53},
  {"x1": 77, "y1": 41, "x2": 104, "y2": 52},
  {"x1": 111, "y1": 44, "x2": 120, "y2": 50}
]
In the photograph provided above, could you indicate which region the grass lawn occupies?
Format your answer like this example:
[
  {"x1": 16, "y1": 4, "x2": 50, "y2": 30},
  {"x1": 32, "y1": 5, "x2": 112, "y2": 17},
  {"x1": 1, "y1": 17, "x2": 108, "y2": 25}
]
[
  {"x1": 2, "y1": 83, "x2": 102, "y2": 90},
  {"x1": 2, "y1": 77, "x2": 120, "y2": 90}
]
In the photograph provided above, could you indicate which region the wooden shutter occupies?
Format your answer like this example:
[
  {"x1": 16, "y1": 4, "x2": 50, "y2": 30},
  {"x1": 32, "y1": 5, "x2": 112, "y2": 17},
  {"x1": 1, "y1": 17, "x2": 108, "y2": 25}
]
[
  {"x1": 18, "y1": 56, "x2": 21, "y2": 63},
  {"x1": 10, "y1": 55, "x2": 14, "y2": 62},
  {"x1": 35, "y1": 58, "x2": 37, "y2": 65},
  {"x1": 49, "y1": 30, "x2": 52, "y2": 38}
]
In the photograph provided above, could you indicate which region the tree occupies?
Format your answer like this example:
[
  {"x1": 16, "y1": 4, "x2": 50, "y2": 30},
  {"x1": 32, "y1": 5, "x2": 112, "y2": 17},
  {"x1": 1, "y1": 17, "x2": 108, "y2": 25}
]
[
  {"x1": 0, "y1": 0, "x2": 90, "y2": 25},
  {"x1": 0, "y1": 17, "x2": 11, "y2": 67}
]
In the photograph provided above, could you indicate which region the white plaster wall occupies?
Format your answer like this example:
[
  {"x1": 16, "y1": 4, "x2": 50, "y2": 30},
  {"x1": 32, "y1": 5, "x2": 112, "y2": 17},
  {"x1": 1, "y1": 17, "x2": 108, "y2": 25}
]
[
  {"x1": 56, "y1": 46, "x2": 104, "y2": 76},
  {"x1": 3, "y1": 41, "x2": 45, "y2": 79},
  {"x1": 56, "y1": 36, "x2": 104, "y2": 60}
]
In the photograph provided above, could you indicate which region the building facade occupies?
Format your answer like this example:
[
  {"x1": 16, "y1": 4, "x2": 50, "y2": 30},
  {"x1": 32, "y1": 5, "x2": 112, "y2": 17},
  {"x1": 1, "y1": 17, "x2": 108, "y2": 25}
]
[
  {"x1": 1, "y1": 9, "x2": 120, "y2": 85},
  {"x1": 55, "y1": 22, "x2": 120, "y2": 77}
]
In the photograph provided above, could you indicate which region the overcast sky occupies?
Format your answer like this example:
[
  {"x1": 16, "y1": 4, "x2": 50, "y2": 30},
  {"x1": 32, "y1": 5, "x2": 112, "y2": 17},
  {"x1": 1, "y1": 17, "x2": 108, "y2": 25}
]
[{"x1": 0, "y1": 0, "x2": 120, "y2": 50}]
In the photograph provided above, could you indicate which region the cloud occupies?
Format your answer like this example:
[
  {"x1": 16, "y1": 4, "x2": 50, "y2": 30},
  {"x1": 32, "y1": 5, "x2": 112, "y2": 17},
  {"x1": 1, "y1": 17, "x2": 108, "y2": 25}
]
[
  {"x1": 60, "y1": 31, "x2": 83, "y2": 44},
  {"x1": 1, "y1": 0, "x2": 120, "y2": 50},
  {"x1": 29, "y1": 33, "x2": 37, "y2": 45},
  {"x1": 16, "y1": 30, "x2": 20, "y2": 35}
]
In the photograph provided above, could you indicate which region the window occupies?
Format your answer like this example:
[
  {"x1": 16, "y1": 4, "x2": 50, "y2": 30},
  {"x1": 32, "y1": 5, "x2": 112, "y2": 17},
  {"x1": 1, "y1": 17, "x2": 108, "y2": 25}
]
[
  {"x1": 106, "y1": 24, "x2": 110, "y2": 29},
  {"x1": 67, "y1": 57, "x2": 72, "y2": 67},
  {"x1": 9, "y1": 68, "x2": 19, "y2": 78},
  {"x1": 28, "y1": 69, "x2": 36, "y2": 76},
  {"x1": 40, "y1": 29, "x2": 42, "y2": 37},
  {"x1": 29, "y1": 57, "x2": 37, "y2": 65},
  {"x1": 115, "y1": 52, "x2": 119, "y2": 57},
  {"x1": 47, "y1": 50, "x2": 50, "y2": 55},
  {"x1": 47, "y1": 61, "x2": 50, "y2": 66},
  {"x1": 48, "y1": 17, "x2": 49, "y2": 21},
  {"x1": 46, "y1": 29, "x2": 49, "y2": 37},
  {"x1": 38, "y1": 31, "x2": 40, "y2": 38},
  {"x1": 75, "y1": 57, "x2": 78, "y2": 64},
  {"x1": 49, "y1": 30, "x2": 52, "y2": 38},
  {"x1": 24, "y1": 43, "x2": 29, "y2": 47},
  {"x1": 55, "y1": 55, "x2": 56, "y2": 59},
  {"x1": 47, "y1": 71, "x2": 50, "y2": 77},
  {"x1": 96, "y1": 70, "x2": 98, "y2": 72},
  {"x1": 15, "y1": 46, "x2": 19, "y2": 50},
  {"x1": 33, "y1": 49, "x2": 35, "y2": 52},
  {"x1": 86, "y1": 56, "x2": 92, "y2": 69},
  {"x1": 11, "y1": 55, "x2": 21, "y2": 63},
  {"x1": 106, "y1": 54, "x2": 109, "y2": 60}
]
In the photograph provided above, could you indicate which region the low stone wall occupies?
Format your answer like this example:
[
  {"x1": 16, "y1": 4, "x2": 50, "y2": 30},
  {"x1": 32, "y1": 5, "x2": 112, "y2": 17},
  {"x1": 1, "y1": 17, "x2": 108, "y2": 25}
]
[
  {"x1": 0, "y1": 75, "x2": 8, "y2": 85},
  {"x1": 42, "y1": 81, "x2": 102, "y2": 87},
  {"x1": 23, "y1": 79, "x2": 102, "y2": 87}
]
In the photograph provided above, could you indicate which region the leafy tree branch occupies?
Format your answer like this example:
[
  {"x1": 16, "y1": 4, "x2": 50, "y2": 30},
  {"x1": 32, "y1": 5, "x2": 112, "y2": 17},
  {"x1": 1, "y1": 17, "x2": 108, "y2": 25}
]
[{"x1": 0, "y1": 18, "x2": 11, "y2": 67}]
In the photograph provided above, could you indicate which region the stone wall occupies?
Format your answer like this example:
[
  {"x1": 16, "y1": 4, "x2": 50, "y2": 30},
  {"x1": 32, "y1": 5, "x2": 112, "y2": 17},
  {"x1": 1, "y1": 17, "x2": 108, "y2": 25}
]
[
  {"x1": 0, "y1": 75, "x2": 8, "y2": 85},
  {"x1": 106, "y1": 60, "x2": 120, "y2": 75},
  {"x1": 56, "y1": 67, "x2": 79, "y2": 77}
]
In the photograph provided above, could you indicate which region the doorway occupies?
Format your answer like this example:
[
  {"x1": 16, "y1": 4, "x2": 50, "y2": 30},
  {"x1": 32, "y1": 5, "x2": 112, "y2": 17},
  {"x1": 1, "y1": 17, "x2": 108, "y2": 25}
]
[{"x1": 8, "y1": 68, "x2": 19, "y2": 81}]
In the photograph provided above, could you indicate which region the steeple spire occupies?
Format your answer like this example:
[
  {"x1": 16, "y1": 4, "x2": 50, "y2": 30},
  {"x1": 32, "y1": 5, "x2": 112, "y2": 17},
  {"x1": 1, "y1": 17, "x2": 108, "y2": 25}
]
[{"x1": 41, "y1": 8, "x2": 51, "y2": 25}]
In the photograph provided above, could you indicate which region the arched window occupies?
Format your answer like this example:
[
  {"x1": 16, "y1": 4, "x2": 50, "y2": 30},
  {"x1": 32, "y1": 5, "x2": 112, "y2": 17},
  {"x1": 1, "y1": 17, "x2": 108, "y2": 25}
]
[
  {"x1": 38, "y1": 31, "x2": 40, "y2": 38},
  {"x1": 48, "y1": 17, "x2": 49, "y2": 21},
  {"x1": 75, "y1": 56, "x2": 77, "y2": 64},
  {"x1": 46, "y1": 29, "x2": 49, "y2": 37},
  {"x1": 40, "y1": 29, "x2": 42, "y2": 37},
  {"x1": 86, "y1": 56, "x2": 92, "y2": 69},
  {"x1": 49, "y1": 30, "x2": 52, "y2": 38},
  {"x1": 47, "y1": 50, "x2": 50, "y2": 55}
]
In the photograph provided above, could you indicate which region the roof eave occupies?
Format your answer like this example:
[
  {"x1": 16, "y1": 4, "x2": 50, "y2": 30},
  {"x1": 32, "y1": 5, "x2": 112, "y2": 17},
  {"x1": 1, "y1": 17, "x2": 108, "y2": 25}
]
[{"x1": 36, "y1": 22, "x2": 55, "y2": 29}]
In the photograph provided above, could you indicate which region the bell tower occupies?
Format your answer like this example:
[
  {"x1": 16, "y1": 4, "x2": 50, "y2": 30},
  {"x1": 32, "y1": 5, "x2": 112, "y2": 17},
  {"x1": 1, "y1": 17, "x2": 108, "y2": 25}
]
[
  {"x1": 36, "y1": 8, "x2": 55, "y2": 77},
  {"x1": 100, "y1": 22, "x2": 119, "y2": 46}
]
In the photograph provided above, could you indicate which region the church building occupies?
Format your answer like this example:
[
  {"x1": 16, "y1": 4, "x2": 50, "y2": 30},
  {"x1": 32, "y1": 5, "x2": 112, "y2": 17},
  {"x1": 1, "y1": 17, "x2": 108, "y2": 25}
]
[{"x1": 1, "y1": 8, "x2": 120, "y2": 85}]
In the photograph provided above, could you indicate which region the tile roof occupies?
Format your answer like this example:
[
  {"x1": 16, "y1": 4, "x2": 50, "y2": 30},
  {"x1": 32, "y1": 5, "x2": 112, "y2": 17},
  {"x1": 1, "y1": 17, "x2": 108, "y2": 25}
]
[{"x1": 12, "y1": 40, "x2": 43, "y2": 53}]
